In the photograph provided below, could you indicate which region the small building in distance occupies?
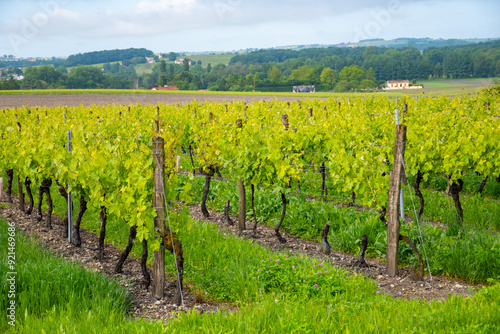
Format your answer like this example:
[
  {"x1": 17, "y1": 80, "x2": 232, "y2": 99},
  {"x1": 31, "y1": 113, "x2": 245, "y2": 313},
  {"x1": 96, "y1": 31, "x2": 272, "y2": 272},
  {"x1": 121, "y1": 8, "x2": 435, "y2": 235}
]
[
  {"x1": 175, "y1": 58, "x2": 194, "y2": 66},
  {"x1": 386, "y1": 80, "x2": 409, "y2": 89},
  {"x1": 293, "y1": 85, "x2": 315, "y2": 93},
  {"x1": 384, "y1": 80, "x2": 422, "y2": 90},
  {"x1": 150, "y1": 85, "x2": 179, "y2": 91}
]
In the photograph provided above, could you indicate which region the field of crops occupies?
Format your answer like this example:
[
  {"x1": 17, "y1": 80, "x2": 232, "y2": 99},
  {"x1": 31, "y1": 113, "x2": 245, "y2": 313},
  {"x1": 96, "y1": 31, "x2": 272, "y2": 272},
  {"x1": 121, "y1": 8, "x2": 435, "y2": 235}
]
[{"x1": 1, "y1": 92, "x2": 500, "y2": 332}]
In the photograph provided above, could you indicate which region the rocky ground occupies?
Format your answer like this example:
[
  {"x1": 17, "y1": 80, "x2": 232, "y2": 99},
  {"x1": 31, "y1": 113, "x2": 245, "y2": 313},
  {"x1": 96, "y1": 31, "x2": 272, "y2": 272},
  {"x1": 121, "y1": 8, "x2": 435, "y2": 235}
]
[{"x1": 0, "y1": 192, "x2": 479, "y2": 323}]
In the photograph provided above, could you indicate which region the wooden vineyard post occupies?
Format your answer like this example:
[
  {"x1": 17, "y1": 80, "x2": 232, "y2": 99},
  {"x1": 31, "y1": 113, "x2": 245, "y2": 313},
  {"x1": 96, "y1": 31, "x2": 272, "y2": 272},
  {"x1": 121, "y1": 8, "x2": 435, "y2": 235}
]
[
  {"x1": 236, "y1": 118, "x2": 246, "y2": 232},
  {"x1": 238, "y1": 179, "x2": 246, "y2": 232},
  {"x1": 282, "y1": 114, "x2": 289, "y2": 131},
  {"x1": 152, "y1": 119, "x2": 166, "y2": 299},
  {"x1": 386, "y1": 124, "x2": 407, "y2": 277},
  {"x1": 18, "y1": 173, "x2": 25, "y2": 213}
]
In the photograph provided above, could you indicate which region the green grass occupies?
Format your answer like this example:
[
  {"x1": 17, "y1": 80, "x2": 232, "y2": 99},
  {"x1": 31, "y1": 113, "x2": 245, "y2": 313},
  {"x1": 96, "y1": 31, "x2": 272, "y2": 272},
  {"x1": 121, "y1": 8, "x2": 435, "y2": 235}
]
[
  {"x1": 2, "y1": 218, "x2": 500, "y2": 333},
  {"x1": 181, "y1": 53, "x2": 236, "y2": 67},
  {"x1": 0, "y1": 218, "x2": 169, "y2": 333},
  {"x1": 181, "y1": 169, "x2": 500, "y2": 283},
  {"x1": 165, "y1": 287, "x2": 500, "y2": 333},
  {"x1": 404, "y1": 173, "x2": 500, "y2": 232},
  {"x1": 134, "y1": 63, "x2": 155, "y2": 75},
  {"x1": 2, "y1": 172, "x2": 500, "y2": 333}
]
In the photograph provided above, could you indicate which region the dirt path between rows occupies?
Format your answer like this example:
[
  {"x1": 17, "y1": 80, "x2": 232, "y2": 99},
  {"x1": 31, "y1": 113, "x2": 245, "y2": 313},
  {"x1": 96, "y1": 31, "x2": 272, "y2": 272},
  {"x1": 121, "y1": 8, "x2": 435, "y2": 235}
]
[
  {"x1": 0, "y1": 193, "x2": 480, "y2": 323},
  {"x1": 188, "y1": 204, "x2": 480, "y2": 300},
  {"x1": 0, "y1": 196, "x2": 233, "y2": 322}
]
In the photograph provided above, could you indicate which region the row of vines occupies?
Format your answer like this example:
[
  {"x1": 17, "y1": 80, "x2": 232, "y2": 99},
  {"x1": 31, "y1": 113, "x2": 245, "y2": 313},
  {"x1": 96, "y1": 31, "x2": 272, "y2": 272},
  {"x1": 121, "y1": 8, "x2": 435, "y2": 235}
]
[{"x1": 1, "y1": 93, "x2": 499, "y2": 289}]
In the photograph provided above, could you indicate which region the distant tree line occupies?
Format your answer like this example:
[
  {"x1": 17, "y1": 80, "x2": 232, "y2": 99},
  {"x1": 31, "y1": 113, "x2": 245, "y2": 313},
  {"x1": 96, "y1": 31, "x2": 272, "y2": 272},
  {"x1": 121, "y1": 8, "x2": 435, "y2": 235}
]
[
  {"x1": 2, "y1": 42, "x2": 499, "y2": 92},
  {"x1": 149, "y1": 40, "x2": 500, "y2": 92},
  {"x1": 231, "y1": 40, "x2": 500, "y2": 82},
  {"x1": 64, "y1": 48, "x2": 154, "y2": 67},
  {"x1": 3, "y1": 63, "x2": 138, "y2": 90}
]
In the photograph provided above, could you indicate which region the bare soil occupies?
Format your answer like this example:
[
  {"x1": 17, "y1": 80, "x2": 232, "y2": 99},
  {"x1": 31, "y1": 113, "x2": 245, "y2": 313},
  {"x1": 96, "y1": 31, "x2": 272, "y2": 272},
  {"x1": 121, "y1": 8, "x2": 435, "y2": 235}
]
[
  {"x1": 0, "y1": 93, "x2": 319, "y2": 109},
  {"x1": 0, "y1": 196, "x2": 235, "y2": 322}
]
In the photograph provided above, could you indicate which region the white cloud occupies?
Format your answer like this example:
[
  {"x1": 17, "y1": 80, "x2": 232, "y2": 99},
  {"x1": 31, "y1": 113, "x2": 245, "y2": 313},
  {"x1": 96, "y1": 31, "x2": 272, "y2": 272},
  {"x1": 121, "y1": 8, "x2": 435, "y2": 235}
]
[
  {"x1": 0, "y1": 0, "x2": 498, "y2": 57},
  {"x1": 135, "y1": 0, "x2": 198, "y2": 14}
]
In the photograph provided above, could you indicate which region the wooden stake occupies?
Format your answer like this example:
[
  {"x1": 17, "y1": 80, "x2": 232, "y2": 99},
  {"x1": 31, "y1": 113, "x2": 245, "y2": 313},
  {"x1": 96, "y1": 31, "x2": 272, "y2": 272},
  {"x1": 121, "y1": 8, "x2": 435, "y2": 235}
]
[
  {"x1": 236, "y1": 118, "x2": 245, "y2": 231},
  {"x1": 386, "y1": 124, "x2": 407, "y2": 277},
  {"x1": 18, "y1": 174, "x2": 24, "y2": 213},
  {"x1": 238, "y1": 179, "x2": 246, "y2": 232},
  {"x1": 152, "y1": 129, "x2": 166, "y2": 299},
  {"x1": 282, "y1": 114, "x2": 289, "y2": 130}
]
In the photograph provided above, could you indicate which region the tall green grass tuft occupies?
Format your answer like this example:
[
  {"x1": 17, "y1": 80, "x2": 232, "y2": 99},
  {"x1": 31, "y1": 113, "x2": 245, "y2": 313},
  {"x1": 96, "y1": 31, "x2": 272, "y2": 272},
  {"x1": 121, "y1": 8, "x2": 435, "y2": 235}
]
[
  {"x1": 0, "y1": 219, "x2": 158, "y2": 333},
  {"x1": 184, "y1": 174, "x2": 500, "y2": 283}
]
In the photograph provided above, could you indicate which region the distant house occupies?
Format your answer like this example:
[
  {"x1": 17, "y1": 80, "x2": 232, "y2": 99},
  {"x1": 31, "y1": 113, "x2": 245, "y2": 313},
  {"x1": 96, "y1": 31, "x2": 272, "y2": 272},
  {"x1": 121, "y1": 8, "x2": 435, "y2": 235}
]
[
  {"x1": 145, "y1": 57, "x2": 155, "y2": 64},
  {"x1": 175, "y1": 58, "x2": 193, "y2": 66},
  {"x1": 384, "y1": 80, "x2": 422, "y2": 90},
  {"x1": 151, "y1": 85, "x2": 179, "y2": 91},
  {"x1": 293, "y1": 85, "x2": 315, "y2": 93},
  {"x1": 386, "y1": 80, "x2": 409, "y2": 89}
]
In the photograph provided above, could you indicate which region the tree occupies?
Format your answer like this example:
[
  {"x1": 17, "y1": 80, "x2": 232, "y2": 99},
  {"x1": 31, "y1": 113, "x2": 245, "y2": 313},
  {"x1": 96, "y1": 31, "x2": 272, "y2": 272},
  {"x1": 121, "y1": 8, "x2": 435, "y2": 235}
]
[
  {"x1": 419, "y1": 56, "x2": 432, "y2": 78},
  {"x1": 320, "y1": 67, "x2": 336, "y2": 90},
  {"x1": 157, "y1": 75, "x2": 166, "y2": 87},
  {"x1": 253, "y1": 73, "x2": 259, "y2": 91},
  {"x1": 290, "y1": 65, "x2": 315, "y2": 84},
  {"x1": 167, "y1": 52, "x2": 178, "y2": 61},
  {"x1": 183, "y1": 58, "x2": 190, "y2": 72},
  {"x1": 57, "y1": 65, "x2": 68, "y2": 74},
  {"x1": 206, "y1": 63, "x2": 212, "y2": 73},
  {"x1": 473, "y1": 53, "x2": 494, "y2": 77},
  {"x1": 66, "y1": 66, "x2": 104, "y2": 89},
  {"x1": 334, "y1": 80, "x2": 352, "y2": 92},
  {"x1": 160, "y1": 60, "x2": 167, "y2": 74},
  {"x1": 339, "y1": 65, "x2": 365, "y2": 87},
  {"x1": 131, "y1": 56, "x2": 146, "y2": 65},
  {"x1": 433, "y1": 63, "x2": 443, "y2": 78},
  {"x1": 268, "y1": 65, "x2": 281, "y2": 83},
  {"x1": 7, "y1": 75, "x2": 20, "y2": 90}
]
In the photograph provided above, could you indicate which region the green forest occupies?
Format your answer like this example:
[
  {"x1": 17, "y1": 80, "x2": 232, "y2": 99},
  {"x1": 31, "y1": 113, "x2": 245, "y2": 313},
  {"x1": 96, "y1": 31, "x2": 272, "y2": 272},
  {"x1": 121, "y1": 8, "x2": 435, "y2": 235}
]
[{"x1": 1, "y1": 41, "x2": 499, "y2": 92}]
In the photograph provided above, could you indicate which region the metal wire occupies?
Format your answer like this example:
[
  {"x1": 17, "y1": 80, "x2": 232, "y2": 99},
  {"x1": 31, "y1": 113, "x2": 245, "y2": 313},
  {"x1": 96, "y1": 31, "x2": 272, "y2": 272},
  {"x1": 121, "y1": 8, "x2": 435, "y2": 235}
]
[{"x1": 397, "y1": 145, "x2": 433, "y2": 280}]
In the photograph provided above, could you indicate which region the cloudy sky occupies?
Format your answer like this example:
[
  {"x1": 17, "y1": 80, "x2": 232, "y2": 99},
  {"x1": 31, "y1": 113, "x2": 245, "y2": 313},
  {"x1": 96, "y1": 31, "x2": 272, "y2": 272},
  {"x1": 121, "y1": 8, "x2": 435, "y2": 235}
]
[{"x1": 1, "y1": 0, "x2": 499, "y2": 57}]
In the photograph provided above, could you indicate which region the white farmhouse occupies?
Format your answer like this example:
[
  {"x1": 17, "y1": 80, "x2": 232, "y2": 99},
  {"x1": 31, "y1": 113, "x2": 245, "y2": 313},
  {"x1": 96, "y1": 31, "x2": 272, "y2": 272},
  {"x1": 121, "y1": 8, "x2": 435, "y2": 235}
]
[{"x1": 386, "y1": 80, "x2": 409, "y2": 89}]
